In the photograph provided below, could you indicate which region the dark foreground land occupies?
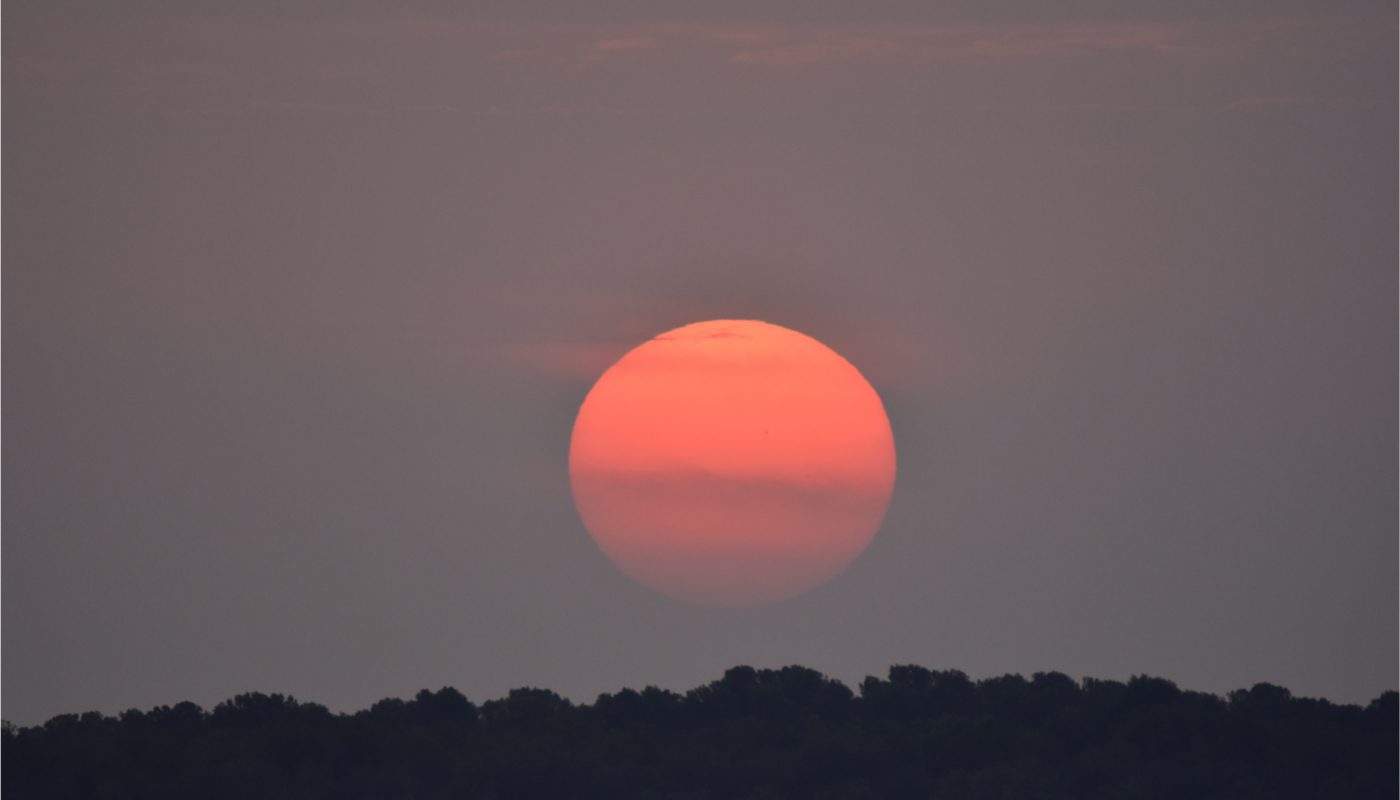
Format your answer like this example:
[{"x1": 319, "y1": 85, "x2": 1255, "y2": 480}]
[{"x1": 3, "y1": 666, "x2": 1396, "y2": 800}]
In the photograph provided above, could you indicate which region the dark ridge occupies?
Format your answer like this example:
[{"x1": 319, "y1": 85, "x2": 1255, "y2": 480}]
[{"x1": 4, "y1": 665, "x2": 1396, "y2": 799}]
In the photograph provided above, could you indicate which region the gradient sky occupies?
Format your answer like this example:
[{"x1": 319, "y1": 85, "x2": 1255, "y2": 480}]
[{"x1": 4, "y1": 1, "x2": 1396, "y2": 725}]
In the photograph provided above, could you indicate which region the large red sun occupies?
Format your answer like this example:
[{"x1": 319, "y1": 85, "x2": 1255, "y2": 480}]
[{"x1": 569, "y1": 320, "x2": 896, "y2": 606}]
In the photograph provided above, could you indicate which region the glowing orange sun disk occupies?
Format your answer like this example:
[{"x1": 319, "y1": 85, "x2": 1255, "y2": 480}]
[{"x1": 569, "y1": 319, "x2": 896, "y2": 606}]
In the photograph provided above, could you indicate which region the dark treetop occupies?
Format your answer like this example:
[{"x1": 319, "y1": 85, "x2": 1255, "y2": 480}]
[{"x1": 4, "y1": 665, "x2": 1396, "y2": 800}]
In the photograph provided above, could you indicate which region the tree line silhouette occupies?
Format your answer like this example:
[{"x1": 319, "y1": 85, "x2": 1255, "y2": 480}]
[{"x1": 4, "y1": 665, "x2": 1395, "y2": 799}]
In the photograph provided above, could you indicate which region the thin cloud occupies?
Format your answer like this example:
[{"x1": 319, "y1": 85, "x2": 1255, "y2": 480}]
[
  {"x1": 590, "y1": 35, "x2": 662, "y2": 53},
  {"x1": 719, "y1": 22, "x2": 1194, "y2": 67},
  {"x1": 9, "y1": 13, "x2": 1389, "y2": 116},
  {"x1": 497, "y1": 341, "x2": 631, "y2": 380}
]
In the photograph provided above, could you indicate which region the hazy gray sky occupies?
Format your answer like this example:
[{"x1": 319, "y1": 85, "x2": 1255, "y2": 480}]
[{"x1": 4, "y1": 1, "x2": 1395, "y2": 725}]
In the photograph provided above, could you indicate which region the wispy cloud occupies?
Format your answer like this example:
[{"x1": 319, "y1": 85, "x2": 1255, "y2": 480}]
[
  {"x1": 8, "y1": 13, "x2": 1391, "y2": 116},
  {"x1": 590, "y1": 35, "x2": 662, "y2": 54},
  {"x1": 718, "y1": 22, "x2": 1194, "y2": 67},
  {"x1": 496, "y1": 341, "x2": 633, "y2": 380}
]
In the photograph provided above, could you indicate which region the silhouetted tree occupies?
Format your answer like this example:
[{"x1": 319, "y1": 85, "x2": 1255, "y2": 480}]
[{"x1": 3, "y1": 666, "x2": 1395, "y2": 799}]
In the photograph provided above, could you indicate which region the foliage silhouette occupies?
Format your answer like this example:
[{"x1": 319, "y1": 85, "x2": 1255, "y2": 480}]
[{"x1": 3, "y1": 665, "x2": 1395, "y2": 799}]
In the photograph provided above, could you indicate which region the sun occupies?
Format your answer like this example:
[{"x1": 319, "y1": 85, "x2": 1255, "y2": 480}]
[{"x1": 569, "y1": 320, "x2": 896, "y2": 606}]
